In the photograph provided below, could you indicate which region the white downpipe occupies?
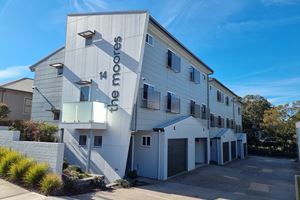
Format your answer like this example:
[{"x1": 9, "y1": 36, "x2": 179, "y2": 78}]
[{"x1": 158, "y1": 130, "x2": 161, "y2": 180}]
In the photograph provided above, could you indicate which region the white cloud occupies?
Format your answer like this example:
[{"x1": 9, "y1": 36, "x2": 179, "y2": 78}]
[
  {"x1": 228, "y1": 77, "x2": 300, "y2": 105},
  {"x1": 69, "y1": 0, "x2": 107, "y2": 12},
  {"x1": 261, "y1": 0, "x2": 300, "y2": 6},
  {"x1": 0, "y1": 65, "x2": 30, "y2": 82}
]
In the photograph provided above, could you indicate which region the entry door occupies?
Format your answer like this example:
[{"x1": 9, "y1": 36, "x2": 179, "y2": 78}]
[
  {"x1": 231, "y1": 141, "x2": 237, "y2": 159},
  {"x1": 223, "y1": 142, "x2": 229, "y2": 163},
  {"x1": 168, "y1": 139, "x2": 187, "y2": 177}
]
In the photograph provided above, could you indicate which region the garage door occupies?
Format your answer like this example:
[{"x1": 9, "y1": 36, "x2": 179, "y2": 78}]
[
  {"x1": 223, "y1": 142, "x2": 229, "y2": 163},
  {"x1": 231, "y1": 141, "x2": 236, "y2": 160},
  {"x1": 168, "y1": 139, "x2": 187, "y2": 177}
]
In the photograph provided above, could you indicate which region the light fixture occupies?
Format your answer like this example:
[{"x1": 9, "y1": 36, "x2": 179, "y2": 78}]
[
  {"x1": 78, "y1": 30, "x2": 95, "y2": 38},
  {"x1": 74, "y1": 79, "x2": 92, "y2": 85},
  {"x1": 49, "y1": 63, "x2": 64, "y2": 68}
]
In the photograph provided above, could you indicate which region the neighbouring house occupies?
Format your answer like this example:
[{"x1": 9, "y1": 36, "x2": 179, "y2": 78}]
[
  {"x1": 29, "y1": 11, "x2": 247, "y2": 182},
  {"x1": 0, "y1": 78, "x2": 33, "y2": 121},
  {"x1": 209, "y1": 78, "x2": 247, "y2": 165}
]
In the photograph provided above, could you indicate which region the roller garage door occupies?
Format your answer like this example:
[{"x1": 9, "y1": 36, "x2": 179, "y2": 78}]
[
  {"x1": 168, "y1": 139, "x2": 187, "y2": 177},
  {"x1": 223, "y1": 142, "x2": 229, "y2": 163},
  {"x1": 231, "y1": 141, "x2": 237, "y2": 159}
]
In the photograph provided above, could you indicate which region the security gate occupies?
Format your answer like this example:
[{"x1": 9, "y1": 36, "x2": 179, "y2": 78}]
[{"x1": 168, "y1": 139, "x2": 187, "y2": 177}]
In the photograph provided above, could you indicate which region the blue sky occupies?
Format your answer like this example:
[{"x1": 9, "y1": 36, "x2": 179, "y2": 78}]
[{"x1": 0, "y1": 0, "x2": 299, "y2": 105}]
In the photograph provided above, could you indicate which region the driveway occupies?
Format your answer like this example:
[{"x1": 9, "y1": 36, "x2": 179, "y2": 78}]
[
  {"x1": 68, "y1": 156, "x2": 299, "y2": 200},
  {"x1": 1, "y1": 156, "x2": 298, "y2": 200}
]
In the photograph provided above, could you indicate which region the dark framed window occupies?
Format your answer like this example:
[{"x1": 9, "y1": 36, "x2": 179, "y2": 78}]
[
  {"x1": 217, "y1": 90, "x2": 221, "y2": 102},
  {"x1": 167, "y1": 50, "x2": 181, "y2": 73},
  {"x1": 142, "y1": 84, "x2": 160, "y2": 110},
  {"x1": 201, "y1": 104, "x2": 207, "y2": 119},
  {"x1": 79, "y1": 135, "x2": 87, "y2": 146},
  {"x1": 226, "y1": 118, "x2": 230, "y2": 128},
  {"x1": 80, "y1": 86, "x2": 90, "y2": 101},
  {"x1": 210, "y1": 114, "x2": 215, "y2": 127},
  {"x1": 57, "y1": 67, "x2": 63, "y2": 76},
  {"x1": 94, "y1": 136, "x2": 102, "y2": 147},
  {"x1": 167, "y1": 92, "x2": 180, "y2": 114},
  {"x1": 218, "y1": 116, "x2": 222, "y2": 127},
  {"x1": 53, "y1": 111, "x2": 60, "y2": 121},
  {"x1": 238, "y1": 107, "x2": 241, "y2": 115},
  {"x1": 141, "y1": 136, "x2": 151, "y2": 147},
  {"x1": 146, "y1": 34, "x2": 154, "y2": 46},
  {"x1": 226, "y1": 96, "x2": 229, "y2": 106},
  {"x1": 190, "y1": 67, "x2": 200, "y2": 84},
  {"x1": 190, "y1": 100, "x2": 200, "y2": 118}
]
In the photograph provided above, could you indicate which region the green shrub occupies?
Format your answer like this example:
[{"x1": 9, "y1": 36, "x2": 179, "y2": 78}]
[
  {"x1": 0, "y1": 147, "x2": 11, "y2": 161},
  {"x1": 38, "y1": 123, "x2": 58, "y2": 142},
  {"x1": 62, "y1": 169, "x2": 79, "y2": 190},
  {"x1": 0, "y1": 103, "x2": 10, "y2": 120},
  {"x1": 8, "y1": 158, "x2": 35, "y2": 182},
  {"x1": 63, "y1": 159, "x2": 69, "y2": 170},
  {"x1": 24, "y1": 163, "x2": 49, "y2": 187},
  {"x1": 0, "y1": 151, "x2": 22, "y2": 176},
  {"x1": 68, "y1": 165, "x2": 82, "y2": 173},
  {"x1": 40, "y1": 173, "x2": 63, "y2": 195},
  {"x1": 115, "y1": 179, "x2": 131, "y2": 188}
]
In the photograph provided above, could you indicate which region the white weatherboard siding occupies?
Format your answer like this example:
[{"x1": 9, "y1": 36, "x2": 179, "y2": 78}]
[
  {"x1": 31, "y1": 48, "x2": 64, "y2": 123},
  {"x1": 135, "y1": 26, "x2": 209, "y2": 131},
  {"x1": 162, "y1": 116, "x2": 209, "y2": 180},
  {"x1": 62, "y1": 12, "x2": 149, "y2": 182}
]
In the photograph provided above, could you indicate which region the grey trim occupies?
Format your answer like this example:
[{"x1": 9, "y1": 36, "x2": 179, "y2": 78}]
[
  {"x1": 29, "y1": 47, "x2": 65, "y2": 72},
  {"x1": 149, "y1": 16, "x2": 214, "y2": 74},
  {"x1": 209, "y1": 78, "x2": 240, "y2": 98},
  {"x1": 68, "y1": 10, "x2": 148, "y2": 16}
]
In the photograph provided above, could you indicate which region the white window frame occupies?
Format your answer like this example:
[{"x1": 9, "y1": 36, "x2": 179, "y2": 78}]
[
  {"x1": 23, "y1": 97, "x2": 32, "y2": 114},
  {"x1": 146, "y1": 33, "x2": 154, "y2": 46},
  {"x1": 141, "y1": 135, "x2": 152, "y2": 147}
]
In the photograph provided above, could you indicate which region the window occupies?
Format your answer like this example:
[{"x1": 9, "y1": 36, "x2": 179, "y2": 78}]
[
  {"x1": 142, "y1": 84, "x2": 160, "y2": 110},
  {"x1": 225, "y1": 96, "x2": 229, "y2": 106},
  {"x1": 190, "y1": 100, "x2": 200, "y2": 118},
  {"x1": 146, "y1": 34, "x2": 154, "y2": 46},
  {"x1": 79, "y1": 135, "x2": 87, "y2": 146},
  {"x1": 167, "y1": 50, "x2": 181, "y2": 73},
  {"x1": 238, "y1": 107, "x2": 241, "y2": 115},
  {"x1": 226, "y1": 118, "x2": 230, "y2": 128},
  {"x1": 210, "y1": 114, "x2": 215, "y2": 127},
  {"x1": 217, "y1": 90, "x2": 224, "y2": 103},
  {"x1": 53, "y1": 111, "x2": 60, "y2": 121},
  {"x1": 94, "y1": 136, "x2": 102, "y2": 147},
  {"x1": 23, "y1": 98, "x2": 32, "y2": 114},
  {"x1": 190, "y1": 67, "x2": 200, "y2": 84},
  {"x1": 141, "y1": 136, "x2": 151, "y2": 147},
  {"x1": 167, "y1": 92, "x2": 180, "y2": 114},
  {"x1": 218, "y1": 116, "x2": 222, "y2": 127},
  {"x1": 203, "y1": 74, "x2": 206, "y2": 80},
  {"x1": 57, "y1": 67, "x2": 63, "y2": 76},
  {"x1": 80, "y1": 86, "x2": 90, "y2": 101},
  {"x1": 201, "y1": 104, "x2": 207, "y2": 119}
]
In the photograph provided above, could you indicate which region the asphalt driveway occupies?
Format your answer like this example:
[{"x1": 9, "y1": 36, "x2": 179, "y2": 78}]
[
  {"x1": 1, "y1": 156, "x2": 298, "y2": 200},
  {"x1": 69, "y1": 156, "x2": 298, "y2": 200}
]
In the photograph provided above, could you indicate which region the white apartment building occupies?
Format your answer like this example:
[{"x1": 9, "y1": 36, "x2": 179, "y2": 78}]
[
  {"x1": 209, "y1": 78, "x2": 246, "y2": 165},
  {"x1": 29, "y1": 11, "x2": 246, "y2": 182}
]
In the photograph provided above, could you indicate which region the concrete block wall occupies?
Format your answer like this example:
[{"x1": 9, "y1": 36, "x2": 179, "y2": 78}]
[{"x1": 0, "y1": 130, "x2": 64, "y2": 174}]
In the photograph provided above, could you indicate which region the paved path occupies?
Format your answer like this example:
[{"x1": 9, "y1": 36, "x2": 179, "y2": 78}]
[{"x1": 1, "y1": 156, "x2": 298, "y2": 200}]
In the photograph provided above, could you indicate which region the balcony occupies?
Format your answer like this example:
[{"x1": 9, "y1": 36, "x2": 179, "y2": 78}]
[{"x1": 60, "y1": 101, "x2": 107, "y2": 130}]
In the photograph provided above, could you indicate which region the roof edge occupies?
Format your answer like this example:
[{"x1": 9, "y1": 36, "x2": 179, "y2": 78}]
[
  {"x1": 68, "y1": 10, "x2": 148, "y2": 17},
  {"x1": 29, "y1": 46, "x2": 65, "y2": 72},
  {"x1": 0, "y1": 77, "x2": 33, "y2": 87},
  {"x1": 149, "y1": 16, "x2": 214, "y2": 74},
  {"x1": 209, "y1": 78, "x2": 240, "y2": 98}
]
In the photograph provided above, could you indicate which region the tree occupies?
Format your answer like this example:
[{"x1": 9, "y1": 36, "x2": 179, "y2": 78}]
[
  {"x1": 0, "y1": 103, "x2": 10, "y2": 120},
  {"x1": 262, "y1": 102, "x2": 300, "y2": 154},
  {"x1": 241, "y1": 95, "x2": 272, "y2": 142}
]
